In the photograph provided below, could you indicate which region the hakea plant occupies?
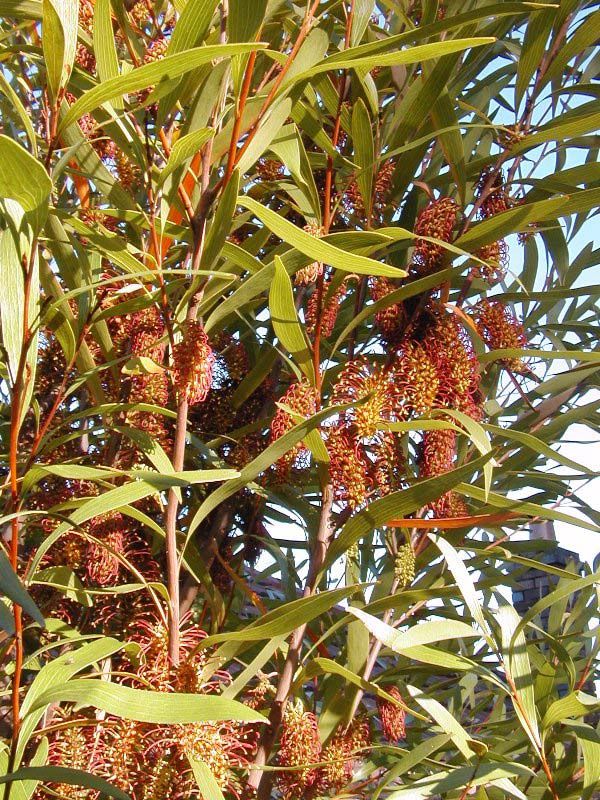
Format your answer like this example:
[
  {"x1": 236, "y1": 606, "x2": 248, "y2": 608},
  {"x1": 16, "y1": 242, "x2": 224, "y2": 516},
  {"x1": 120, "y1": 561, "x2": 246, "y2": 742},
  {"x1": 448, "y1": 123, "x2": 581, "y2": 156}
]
[{"x1": 0, "y1": 3, "x2": 597, "y2": 800}]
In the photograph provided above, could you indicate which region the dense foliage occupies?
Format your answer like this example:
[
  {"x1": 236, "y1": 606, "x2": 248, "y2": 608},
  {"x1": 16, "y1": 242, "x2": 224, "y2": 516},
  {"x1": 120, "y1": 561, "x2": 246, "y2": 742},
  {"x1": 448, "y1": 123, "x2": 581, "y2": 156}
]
[{"x1": 0, "y1": 1, "x2": 598, "y2": 798}]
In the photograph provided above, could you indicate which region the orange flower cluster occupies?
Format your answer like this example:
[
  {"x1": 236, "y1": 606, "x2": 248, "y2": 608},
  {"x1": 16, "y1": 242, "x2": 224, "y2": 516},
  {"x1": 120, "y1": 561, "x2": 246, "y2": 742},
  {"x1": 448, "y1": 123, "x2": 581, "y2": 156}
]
[
  {"x1": 332, "y1": 358, "x2": 393, "y2": 439},
  {"x1": 305, "y1": 278, "x2": 348, "y2": 338},
  {"x1": 278, "y1": 702, "x2": 322, "y2": 797},
  {"x1": 173, "y1": 320, "x2": 216, "y2": 404},
  {"x1": 369, "y1": 276, "x2": 406, "y2": 341},
  {"x1": 474, "y1": 299, "x2": 528, "y2": 372},
  {"x1": 37, "y1": 618, "x2": 257, "y2": 800},
  {"x1": 389, "y1": 341, "x2": 440, "y2": 418},
  {"x1": 270, "y1": 381, "x2": 318, "y2": 476},
  {"x1": 418, "y1": 428, "x2": 468, "y2": 518},
  {"x1": 474, "y1": 239, "x2": 509, "y2": 285},
  {"x1": 326, "y1": 426, "x2": 371, "y2": 508},
  {"x1": 278, "y1": 705, "x2": 371, "y2": 798},
  {"x1": 412, "y1": 197, "x2": 459, "y2": 276},
  {"x1": 318, "y1": 718, "x2": 371, "y2": 793}
]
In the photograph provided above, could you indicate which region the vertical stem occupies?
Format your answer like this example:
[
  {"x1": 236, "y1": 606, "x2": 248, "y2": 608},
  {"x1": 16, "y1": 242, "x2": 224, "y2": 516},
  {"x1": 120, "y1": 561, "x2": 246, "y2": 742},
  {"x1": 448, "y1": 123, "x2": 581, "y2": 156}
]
[
  {"x1": 247, "y1": 484, "x2": 334, "y2": 799},
  {"x1": 7, "y1": 240, "x2": 38, "y2": 772}
]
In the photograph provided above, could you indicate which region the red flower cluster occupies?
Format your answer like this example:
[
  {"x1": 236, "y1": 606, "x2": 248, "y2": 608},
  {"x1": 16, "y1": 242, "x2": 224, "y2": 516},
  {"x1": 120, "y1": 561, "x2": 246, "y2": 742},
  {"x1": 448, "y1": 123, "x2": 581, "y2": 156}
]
[
  {"x1": 369, "y1": 276, "x2": 406, "y2": 341},
  {"x1": 474, "y1": 299, "x2": 528, "y2": 372},
  {"x1": 412, "y1": 197, "x2": 459, "y2": 276},
  {"x1": 377, "y1": 687, "x2": 407, "y2": 742},
  {"x1": 270, "y1": 381, "x2": 318, "y2": 476}
]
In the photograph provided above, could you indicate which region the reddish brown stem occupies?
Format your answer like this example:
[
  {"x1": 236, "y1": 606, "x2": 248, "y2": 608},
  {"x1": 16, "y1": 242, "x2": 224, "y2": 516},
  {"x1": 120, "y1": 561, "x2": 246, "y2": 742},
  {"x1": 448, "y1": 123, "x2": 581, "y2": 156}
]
[{"x1": 224, "y1": 49, "x2": 258, "y2": 184}]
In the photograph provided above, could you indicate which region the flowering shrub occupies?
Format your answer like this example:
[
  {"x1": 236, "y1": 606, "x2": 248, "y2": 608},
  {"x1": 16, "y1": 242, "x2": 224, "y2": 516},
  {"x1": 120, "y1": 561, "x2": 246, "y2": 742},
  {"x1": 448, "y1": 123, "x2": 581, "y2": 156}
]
[{"x1": 0, "y1": 2, "x2": 598, "y2": 800}]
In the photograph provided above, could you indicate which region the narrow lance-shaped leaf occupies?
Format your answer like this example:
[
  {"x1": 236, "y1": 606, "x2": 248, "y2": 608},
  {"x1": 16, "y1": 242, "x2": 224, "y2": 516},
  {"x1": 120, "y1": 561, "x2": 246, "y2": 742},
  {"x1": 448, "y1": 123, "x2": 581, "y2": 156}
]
[
  {"x1": 351, "y1": 99, "x2": 375, "y2": 220},
  {"x1": 29, "y1": 680, "x2": 267, "y2": 723},
  {"x1": 59, "y1": 43, "x2": 267, "y2": 132},
  {"x1": 0, "y1": 550, "x2": 45, "y2": 626},
  {"x1": 270, "y1": 256, "x2": 315, "y2": 384},
  {"x1": 238, "y1": 196, "x2": 407, "y2": 278},
  {"x1": 0, "y1": 768, "x2": 131, "y2": 800},
  {"x1": 42, "y1": 0, "x2": 78, "y2": 99}
]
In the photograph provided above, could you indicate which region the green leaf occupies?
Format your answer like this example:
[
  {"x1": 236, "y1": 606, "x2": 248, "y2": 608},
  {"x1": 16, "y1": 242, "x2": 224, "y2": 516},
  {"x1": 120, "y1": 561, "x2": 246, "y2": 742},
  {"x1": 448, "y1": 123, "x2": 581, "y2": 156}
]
[
  {"x1": 16, "y1": 638, "x2": 126, "y2": 766},
  {"x1": 0, "y1": 201, "x2": 39, "y2": 419},
  {"x1": 270, "y1": 256, "x2": 315, "y2": 384},
  {"x1": 0, "y1": 0, "x2": 42, "y2": 16},
  {"x1": 32, "y1": 566, "x2": 92, "y2": 607},
  {"x1": 168, "y1": 0, "x2": 219, "y2": 54},
  {"x1": 515, "y1": 9, "x2": 553, "y2": 107},
  {"x1": 373, "y1": 735, "x2": 450, "y2": 800},
  {"x1": 42, "y1": 0, "x2": 78, "y2": 99},
  {"x1": 0, "y1": 549, "x2": 44, "y2": 627},
  {"x1": 290, "y1": 38, "x2": 496, "y2": 82},
  {"x1": 0, "y1": 768, "x2": 130, "y2": 800},
  {"x1": 59, "y1": 43, "x2": 265, "y2": 132},
  {"x1": 570, "y1": 722, "x2": 600, "y2": 800},
  {"x1": 184, "y1": 402, "x2": 351, "y2": 544},
  {"x1": 227, "y1": 0, "x2": 267, "y2": 42},
  {"x1": 30, "y1": 470, "x2": 239, "y2": 575},
  {"x1": 200, "y1": 584, "x2": 361, "y2": 648},
  {"x1": 510, "y1": 571, "x2": 600, "y2": 645},
  {"x1": 484, "y1": 423, "x2": 591, "y2": 474},
  {"x1": 238, "y1": 196, "x2": 407, "y2": 278},
  {"x1": 479, "y1": 348, "x2": 600, "y2": 366},
  {"x1": 158, "y1": 128, "x2": 214, "y2": 185},
  {"x1": 0, "y1": 72, "x2": 37, "y2": 154},
  {"x1": 351, "y1": 99, "x2": 374, "y2": 220},
  {"x1": 542, "y1": 691, "x2": 599, "y2": 731},
  {"x1": 348, "y1": 608, "x2": 478, "y2": 649},
  {"x1": 0, "y1": 136, "x2": 52, "y2": 229},
  {"x1": 387, "y1": 761, "x2": 532, "y2": 799},
  {"x1": 496, "y1": 601, "x2": 541, "y2": 749},
  {"x1": 30, "y1": 680, "x2": 266, "y2": 724},
  {"x1": 428, "y1": 534, "x2": 494, "y2": 647},
  {"x1": 304, "y1": 657, "x2": 424, "y2": 717},
  {"x1": 187, "y1": 758, "x2": 226, "y2": 800},
  {"x1": 93, "y1": 0, "x2": 121, "y2": 105},
  {"x1": 439, "y1": 409, "x2": 493, "y2": 499},
  {"x1": 235, "y1": 98, "x2": 293, "y2": 176},
  {"x1": 323, "y1": 453, "x2": 491, "y2": 570},
  {"x1": 201, "y1": 169, "x2": 239, "y2": 270},
  {"x1": 457, "y1": 484, "x2": 600, "y2": 533},
  {"x1": 350, "y1": 0, "x2": 374, "y2": 46},
  {"x1": 406, "y1": 684, "x2": 485, "y2": 759}
]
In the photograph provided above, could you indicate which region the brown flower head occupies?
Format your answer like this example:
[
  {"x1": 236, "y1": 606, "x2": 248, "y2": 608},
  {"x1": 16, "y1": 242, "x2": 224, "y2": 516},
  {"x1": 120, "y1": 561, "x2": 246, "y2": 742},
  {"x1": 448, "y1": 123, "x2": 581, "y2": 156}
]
[
  {"x1": 369, "y1": 277, "x2": 405, "y2": 341},
  {"x1": 473, "y1": 299, "x2": 528, "y2": 372},
  {"x1": 305, "y1": 278, "x2": 347, "y2": 338},
  {"x1": 257, "y1": 158, "x2": 284, "y2": 181},
  {"x1": 412, "y1": 197, "x2": 458, "y2": 276},
  {"x1": 476, "y1": 167, "x2": 514, "y2": 219},
  {"x1": 388, "y1": 341, "x2": 439, "y2": 418},
  {"x1": 419, "y1": 427, "x2": 456, "y2": 479},
  {"x1": 278, "y1": 700, "x2": 322, "y2": 798},
  {"x1": 422, "y1": 310, "x2": 480, "y2": 411},
  {"x1": 474, "y1": 239, "x2": 509, "y2": 285},
  {"x1": 270, "y1": 381, "x2": 318, "y2": 476},
  {"x1": 173, "y1": 321, "x2": 215, "y2": 404},
  {"x1": 371, "y1": 431, "x2": 406, "y2": 497},
  {"x1": 326, "y1": 426, "x2": 371, "y2": 509},
  {"x1": 85, "y1": 512, "x2": 131, "y2": 586}
]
